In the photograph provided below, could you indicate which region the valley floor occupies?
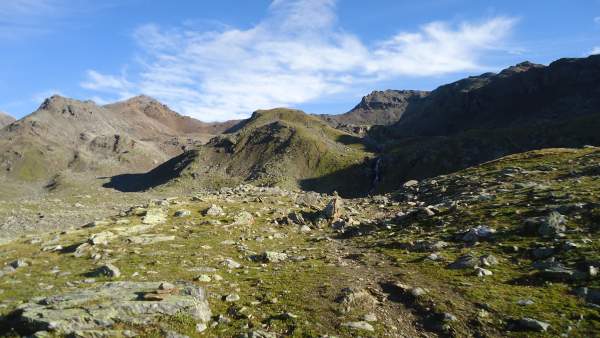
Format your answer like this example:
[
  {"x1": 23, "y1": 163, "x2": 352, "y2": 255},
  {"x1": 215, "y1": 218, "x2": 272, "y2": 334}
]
[{"x1": 1, "y1": 147, "x2": 600, "y2": 337}]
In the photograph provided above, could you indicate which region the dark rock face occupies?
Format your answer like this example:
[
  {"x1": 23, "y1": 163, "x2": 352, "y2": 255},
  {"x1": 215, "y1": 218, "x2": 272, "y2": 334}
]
[
  {"x1": 372, "y1": 55, "x2": 600, "y2": 192},
  {"x1": 390, "y1": 57, "x2": 599, "y2": 137},
  {"x1": 321, "y1": 90, "x2": 429, "y2": 127}
]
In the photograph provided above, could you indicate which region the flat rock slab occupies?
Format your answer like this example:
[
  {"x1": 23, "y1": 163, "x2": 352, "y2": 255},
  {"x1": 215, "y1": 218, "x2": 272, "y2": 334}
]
[{"x1": 13, "y1": 281, "x2": 211, "y2": 336}]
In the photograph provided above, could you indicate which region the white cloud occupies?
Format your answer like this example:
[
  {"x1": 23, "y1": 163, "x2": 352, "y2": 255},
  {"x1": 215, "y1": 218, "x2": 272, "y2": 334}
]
[
  {"x1": 81, "y1": 70, "x2": 133, "y2": 94},
  {"x1": 590, "y1": 46, "x2": 600, "y2": 55},
  {"x1": 82, "y1": 0, "x2": 517, "y2": 121}
]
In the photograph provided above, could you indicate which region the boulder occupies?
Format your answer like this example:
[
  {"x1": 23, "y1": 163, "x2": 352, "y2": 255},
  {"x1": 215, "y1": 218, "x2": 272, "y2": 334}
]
[
  {"x1": 256, "y1": 251, "x2": 288, "y2": 263},
  {"x1": 12, "y1": 282, "x2": 210, "y2": 336},
  {"x1": 204, "y1": 204, "x2": 224, "y2": 217},
  {"x1": 89, "y1": 264, "x2": 121, "y2": 278},
  {"x1": 448, "y1": 255, "x2": 478, "y2": 269},
  {"x1": 513, "y1": 317, "x2": 550, "y2": 332},
  {"x1": 233, "y1": 211, "x2": 255, "y2": 225},
  {"x1": 462, "y1": 225, "x2": 496, "y2": 242},
  {"x1": 323, "y1": 194, "x2": 343, "y2": 220},
  {"x1": 537, "y1": 211, "x2": 567, "y2": 237},
  {"x1": 174, "y1": 210, "x2": 191, "y2": 217},
  {"x1": 141, "y1": 208, "x2": 167, "y2": 225}
]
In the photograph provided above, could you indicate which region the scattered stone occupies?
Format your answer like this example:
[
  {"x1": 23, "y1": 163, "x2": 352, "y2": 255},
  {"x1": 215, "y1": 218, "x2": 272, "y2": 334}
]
[
  {"x1": 462, "y1": 225, "x2": 496, "y2": 242},
  {"x1": 88, "y1": 231, "x2": 115, "y2": 246},
  {"x1": 174, "y1": 210, "x2": 191, "y2": 217},
  {"x1": 442, "y1": 313, "x2": 458, "y2": 322},
  {"x1": 403, "y1": 180, "x2": 419, "y2": 188},
  {"x1": 9, "y1": 259, "x2": 28, "y2": 269},
  {"x1": 448, "y1": 255, "x2": 478, "y2": 269},
  {"x1": 410, "y1": 287, "x2": 426, "y2": 297},
  {"x1": 256, "y1": 251, "x2": 288, "y2": 263},
  {"x1": 335, "y1": 287, "x2": 377, "y2": 313},
  {"x1": 517, "y1": 299, "x2": 534, "y2": 306},
  {"x1": 141, "y1": 208, "x2": 167, "y2": 225},
  {"x1": 225, "y1": 293, "x2": 240, "y2": 302},
  {"x1": 195, "y1": 275, "x2": 211, "y2": 282},
  {"x1": 475, "y1": 267, "x2": 493, "y2": 277},
  {"x1": 222, "y1": 259, "x2": 242, "y2": 269},
  {"x1": 513, "y1": 317, "x2": 550, "y2": 332},
  {"x1": 479, "y1": 254, "x2": 499, "y2": 267},
  {"x1": 233, "y1": 211, "x2": 255, "y2": 225},
  {"x1": 205, "y1": 204, "x2": 224, "y2": 217},
  {"x1": 195, "y1": 323, "x2": 207, "y2": 333},
  {"x1": 341, "y1": 321, "x2": 375, "y2": 332},
  {"x1": 298, "y1": 225, "x2": 311, "y2": 233},
  {"x1": 323, "y1": 194, "x2": 343, "y2": 220},
  {"x1": 89, "y1": 264, "x2": 121, "y2": 278},
  {"x1": 537, "y1": 211, "x2": 567, "y2": 237},
  {"x1": 159, "y1": 282, "x2": 176, "y2": 291}
]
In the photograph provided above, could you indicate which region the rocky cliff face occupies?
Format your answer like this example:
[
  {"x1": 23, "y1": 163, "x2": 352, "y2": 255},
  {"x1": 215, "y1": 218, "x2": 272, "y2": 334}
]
[{"x1": 321, "y1": 90, "x2": 429, "y2": 127}]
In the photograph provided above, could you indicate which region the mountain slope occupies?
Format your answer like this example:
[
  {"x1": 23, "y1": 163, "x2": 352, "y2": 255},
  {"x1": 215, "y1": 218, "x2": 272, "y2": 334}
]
[
  {"x1": 104, "y1": 95, "x2": 239, "y2": 137},
  {"x1": 106, "y1": 108, "x2": 375, "y2": 196},
  {"x1": 321, "y1": 90, "x2": 429, "y2": 128},
  {"x1": 0, "y1": 111, "x2": 15, "y2": 128},
  {"x1": 0, "y1": 95, "x2": 234, "y2": 188},
  {"x1": 373, "y1": 55, "x2": 600, "y2": 192}
]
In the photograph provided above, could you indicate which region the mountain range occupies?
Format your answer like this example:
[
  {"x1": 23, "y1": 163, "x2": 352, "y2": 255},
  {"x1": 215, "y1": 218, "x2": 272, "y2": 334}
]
[{"x1": 1, "y1": 55, "x2": 600, "y2": 197}]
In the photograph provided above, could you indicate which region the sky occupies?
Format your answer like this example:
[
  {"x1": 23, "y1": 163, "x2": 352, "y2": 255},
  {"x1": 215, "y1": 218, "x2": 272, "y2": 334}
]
[{"x1": 1, "y1": 0, "x2": 599, "y2": 121}]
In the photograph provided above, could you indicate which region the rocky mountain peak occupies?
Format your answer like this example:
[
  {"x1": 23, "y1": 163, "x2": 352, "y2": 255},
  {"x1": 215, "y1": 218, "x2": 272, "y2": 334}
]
[
  {"x1": 499, "y1": 61, "x2": 545, "y2": 76},
  {"x1": 320, "y1": 89, "x2": 429, "y2": 127},
  {"x1": 356, "y1": 90, "x2": 429, "y2": 111}
]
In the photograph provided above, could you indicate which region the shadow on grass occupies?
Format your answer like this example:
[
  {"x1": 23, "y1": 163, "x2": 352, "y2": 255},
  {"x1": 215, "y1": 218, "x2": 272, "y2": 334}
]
[
  {"x1": 102, "y1": 150, "x2": 199, "y2": 192},
  {"x1": 298, "y1": 159, "x2": 375, "y2": 198}
]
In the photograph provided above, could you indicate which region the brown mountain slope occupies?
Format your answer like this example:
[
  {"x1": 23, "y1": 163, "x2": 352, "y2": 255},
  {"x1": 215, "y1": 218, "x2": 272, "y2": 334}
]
[
  {"x1": 0, "y1": 111, "x2": 15, "y2": 128},
  {"x1": 0, "y1": 95, "x2": 234, "y2": 189},
  {"x1": 105, "y1": 95, "x2": 239, "y2": 136}
]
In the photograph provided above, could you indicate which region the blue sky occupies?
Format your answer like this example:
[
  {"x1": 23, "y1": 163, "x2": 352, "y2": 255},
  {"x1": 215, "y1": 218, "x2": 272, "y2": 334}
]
[{"x1": 1, "y1": 0, "x2": 599, "y2": 121}]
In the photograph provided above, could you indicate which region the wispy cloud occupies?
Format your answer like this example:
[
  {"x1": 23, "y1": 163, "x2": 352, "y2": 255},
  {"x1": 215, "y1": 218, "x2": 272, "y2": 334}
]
[
  {"x1": 0, "y1": 0, "x2": 59, "y2": 39},
  {"x1": 594, "y1": 16, "x2": 600, "y2": 24},
  {"x1": 0, "y1": 0, "x2": 119, "y2": 40},
  {"x1": 590, "y1": 46, "x2": 600, "y2": 55},
  {"x1": 82, "y1": 0, "x2": 517, "y2": 121}
]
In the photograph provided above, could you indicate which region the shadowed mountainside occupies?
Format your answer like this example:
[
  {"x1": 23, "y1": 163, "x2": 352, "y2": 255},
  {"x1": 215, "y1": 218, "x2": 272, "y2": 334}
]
[{"x1": 371, "y1": 55, "x2": 600, "y2": 192}]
